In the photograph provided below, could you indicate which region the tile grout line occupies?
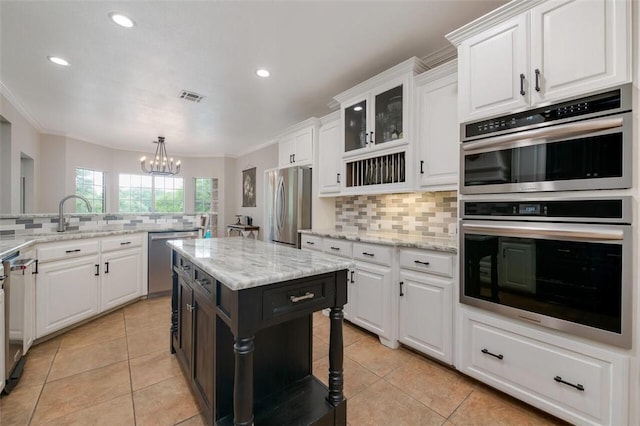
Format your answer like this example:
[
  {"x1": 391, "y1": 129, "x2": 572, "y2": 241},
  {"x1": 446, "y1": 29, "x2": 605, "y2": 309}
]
[
  {"x1": 444, "y1": 383, "x2": 477, "y2": 423},
  {"x1": 125, "y1": 310, "x2": 138, "y2": 426},
  {"x1": 27, "y1": 340, "x2": 62, "y2": 425}
]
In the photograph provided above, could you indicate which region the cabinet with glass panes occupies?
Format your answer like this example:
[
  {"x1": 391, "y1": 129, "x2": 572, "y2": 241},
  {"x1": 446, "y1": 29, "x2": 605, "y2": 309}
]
[{"x1": 335, "y1": 57, "x2": 427, "y2": 159}]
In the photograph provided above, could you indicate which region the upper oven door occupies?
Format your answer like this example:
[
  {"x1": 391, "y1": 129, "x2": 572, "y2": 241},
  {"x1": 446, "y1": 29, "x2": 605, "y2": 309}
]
[
  {"x1": 460, "y1": 219, "x2": 632, "y2": 348},
  {"x1": 460, "y1": 112, "x2": 632, "y2": 194}
]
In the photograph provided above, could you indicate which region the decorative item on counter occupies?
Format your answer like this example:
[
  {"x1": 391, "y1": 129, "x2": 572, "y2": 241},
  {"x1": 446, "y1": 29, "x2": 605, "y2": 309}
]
[
  {"x1": 235, "y1": 215, "x2": 242, "y2": 225},
  {"x1": 204, "y1": 228, "x2": 211, "y2": 238},
  {"x1": 246, "y1": 216, "x2": 253, "y2": 226}
]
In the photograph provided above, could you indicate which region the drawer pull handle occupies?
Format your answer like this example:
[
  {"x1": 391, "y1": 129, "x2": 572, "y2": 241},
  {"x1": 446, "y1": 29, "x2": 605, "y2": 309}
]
[
  {"x1": 181, "y1": 265, "x2": 191, "y2": 271},
  {"x1": 330, "y1": 246, "x2": 340, "y2": 251},
  {"x1": 362, "y1": 252, "x2": 374, "y2": 257},
  {"x1": 65, "y1": 249, "x2": 81, "y2": 253},
  {"x1": 481, "y1": 348, "x2": 503, "y2": 360},
  {"x1": 195, "y1": 278, "x2": 210, "y2": 288},
  {"x1": 306, "y1": 241, "x2": 315, "y2": 245},
  {"x1": 554, "y1": 376, "x2": 584, "y2": 391},
  {"x1": 290, "y1": 292, "x2": 315, "y2": 303},
  {"x1": 120, "y1": 241, "x2": 132, "y2": 245},
  {"x1": 414, "y1": 260, "x2": 430, "y2": 266}
]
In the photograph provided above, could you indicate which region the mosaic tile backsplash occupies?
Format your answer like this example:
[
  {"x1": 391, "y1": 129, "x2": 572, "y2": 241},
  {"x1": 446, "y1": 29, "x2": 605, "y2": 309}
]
[
  {"x1": 335, "y1": 191, "x2": 457, "y2": 238},
  {"x1": 0, "y1": 213, "x2": 217, "y2": 237}
]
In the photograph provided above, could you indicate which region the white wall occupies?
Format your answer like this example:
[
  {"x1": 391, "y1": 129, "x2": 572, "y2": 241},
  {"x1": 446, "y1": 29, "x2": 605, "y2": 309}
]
[
  {"x1": 234, "y1": 143, "x2": 279, "y2": 240},
  {"x1": 0, "y1": 92, "x2": 41, "y2": 213}
]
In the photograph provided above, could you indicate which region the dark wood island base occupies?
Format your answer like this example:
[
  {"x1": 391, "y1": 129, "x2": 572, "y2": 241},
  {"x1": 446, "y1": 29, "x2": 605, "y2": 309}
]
[{"x1": 170, "y1": 249, "x2": 348, "y2": 426}]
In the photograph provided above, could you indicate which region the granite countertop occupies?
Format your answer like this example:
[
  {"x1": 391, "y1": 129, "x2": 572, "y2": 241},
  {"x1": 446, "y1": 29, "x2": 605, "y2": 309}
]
[
  {"x1": 168, "y1": 238, "x2": 354, "y2": 291},
  {"x1": 299, "y1": 229, "x2": 458, "y2": 253},
  {"x1": 0, "y1": 226, "x2": 200, "y2": 259}
]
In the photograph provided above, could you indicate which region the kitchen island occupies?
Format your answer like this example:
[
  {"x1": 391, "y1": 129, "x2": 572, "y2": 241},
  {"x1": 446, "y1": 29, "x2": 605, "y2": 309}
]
[{"x1": 168, "y1": 238, "x2": 353, "y2": 426}]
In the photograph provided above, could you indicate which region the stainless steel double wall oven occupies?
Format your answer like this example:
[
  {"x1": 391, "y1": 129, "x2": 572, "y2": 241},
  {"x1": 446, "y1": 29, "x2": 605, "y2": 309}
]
[{"x1": 459, "y1": 84, "x2": 633, "y2": 348}]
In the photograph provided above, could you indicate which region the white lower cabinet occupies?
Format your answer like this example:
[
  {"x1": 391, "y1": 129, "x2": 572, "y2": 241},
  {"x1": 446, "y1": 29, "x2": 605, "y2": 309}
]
[
  {"x1": 35, "y1": 234, "x2": 144, "y2": 339},
  {"x1": 10, "y1": 249, "x2": 36, "y2": 354},
  {"x1": 398, "y1": 248, "x2": 454, "y2": 364},
  {"x1": 36, "y1": 254, "x2": 101, "y2": 338},
  {"x1": 459, "y1": 308, "x2": 628, "y2": 426},
  {"x1": 101, "y1": 247, "x2": 143, "y2": 311},
  {"x1": 352, "y1": 260, "x2": 395, "y2": 347},
  {"x1": 399, "y1": 270, "x2": 452, "y2": 364}
]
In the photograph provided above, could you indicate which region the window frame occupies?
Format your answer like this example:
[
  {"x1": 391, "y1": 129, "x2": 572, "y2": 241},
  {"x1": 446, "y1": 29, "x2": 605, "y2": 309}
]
[{"x1": 75, "y1": 167, "x2": 106, "y2": 213}]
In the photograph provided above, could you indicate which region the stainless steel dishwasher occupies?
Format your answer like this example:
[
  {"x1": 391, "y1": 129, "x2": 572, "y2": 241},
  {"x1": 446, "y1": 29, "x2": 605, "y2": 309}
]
[{"x1": 148, "y1": 231, "x2": 199, "y2": 297}]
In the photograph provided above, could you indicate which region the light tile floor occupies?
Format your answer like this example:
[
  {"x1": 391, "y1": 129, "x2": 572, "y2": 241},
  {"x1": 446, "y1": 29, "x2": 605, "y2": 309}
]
[{"x1": 0, "y1": 296, "x2": 567, "y2": 425}]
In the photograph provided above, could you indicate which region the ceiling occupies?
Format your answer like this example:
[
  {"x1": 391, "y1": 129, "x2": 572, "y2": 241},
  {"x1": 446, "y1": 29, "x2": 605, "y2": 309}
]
[{"x1": 0, "y1": 1, "x2": 506, "y2": 158}]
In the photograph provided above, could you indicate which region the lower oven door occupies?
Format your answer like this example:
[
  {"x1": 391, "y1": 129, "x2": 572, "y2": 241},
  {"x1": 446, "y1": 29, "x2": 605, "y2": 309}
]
[{"x1": 460, "y1": 220, "x2": 632, "y2": 348}]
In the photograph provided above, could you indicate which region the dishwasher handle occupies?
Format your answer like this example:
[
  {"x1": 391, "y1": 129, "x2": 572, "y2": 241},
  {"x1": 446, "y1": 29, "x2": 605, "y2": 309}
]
[{"x1": 149, "y1": 232, "x2": 199, "y2": 241}]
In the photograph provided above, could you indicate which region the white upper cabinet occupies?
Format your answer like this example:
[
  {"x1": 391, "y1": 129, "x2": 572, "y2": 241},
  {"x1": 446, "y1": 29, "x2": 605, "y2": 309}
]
[
  {"x1": 529, "y1": 0, "x2": 630, "y2": 104},
  {"x1": 415, "y1": 61, "x2": 459, "y2": 190},
  {"x1": 277, "y1": 120, "x2": 317, "y2": 168},
  {"x1": 318, "y1": 112, "x2": 342, "y2": 195},
  {"x1": 449, "y1": 0, "x2": 630, "y2": 122},
  {"x1": 334, "y1": 57, "x2": 428, "y2": 157}
]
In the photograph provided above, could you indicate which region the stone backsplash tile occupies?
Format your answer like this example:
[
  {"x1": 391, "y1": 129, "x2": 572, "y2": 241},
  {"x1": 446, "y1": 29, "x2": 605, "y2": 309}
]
[{"x1": 335, "y1": 191, "x2": 457, "y2": 238}]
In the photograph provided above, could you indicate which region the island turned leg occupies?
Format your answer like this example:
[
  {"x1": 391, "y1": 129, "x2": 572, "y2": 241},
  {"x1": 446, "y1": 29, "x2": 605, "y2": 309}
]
[
  {"x1": 327, "y1": 307, "x2": 344, "y2": 405},
  {"x1": 234, "y1": 336, "x2": 255, "y2": 426}
]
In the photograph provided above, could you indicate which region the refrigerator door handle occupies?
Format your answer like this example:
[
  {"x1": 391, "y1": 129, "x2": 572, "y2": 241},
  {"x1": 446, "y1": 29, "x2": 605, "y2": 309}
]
[{"x1": 276, "y1": 176, "x2": 286, "y2": 231}]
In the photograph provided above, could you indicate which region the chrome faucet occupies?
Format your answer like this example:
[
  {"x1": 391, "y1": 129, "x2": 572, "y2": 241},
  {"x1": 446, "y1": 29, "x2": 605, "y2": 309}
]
[{"x1": 58, "y1": 195, "x2": 92, "y2": 232}]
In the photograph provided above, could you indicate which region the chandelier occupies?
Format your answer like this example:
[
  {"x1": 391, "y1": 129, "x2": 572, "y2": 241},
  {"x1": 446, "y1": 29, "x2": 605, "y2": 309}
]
[{"x1": 140, "y1": 136, "x2": 181, "y2": 176}]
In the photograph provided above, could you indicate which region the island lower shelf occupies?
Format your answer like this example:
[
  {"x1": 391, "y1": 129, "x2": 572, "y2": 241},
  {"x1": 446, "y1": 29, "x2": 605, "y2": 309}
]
[{"x1": 170, "y1": 246, "x2": 348, "y2": 426}]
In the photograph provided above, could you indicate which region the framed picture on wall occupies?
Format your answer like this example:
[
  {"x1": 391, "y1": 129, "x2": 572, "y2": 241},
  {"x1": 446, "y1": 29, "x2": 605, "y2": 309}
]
[{"x1": 242, "y1": 167, "x2": 256, "y2": 207}]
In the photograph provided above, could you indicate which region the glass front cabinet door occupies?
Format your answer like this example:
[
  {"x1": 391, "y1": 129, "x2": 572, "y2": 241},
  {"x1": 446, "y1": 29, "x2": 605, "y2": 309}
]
[{"x1": 342, "y1": 79, "x2": 408, "y2": 156}]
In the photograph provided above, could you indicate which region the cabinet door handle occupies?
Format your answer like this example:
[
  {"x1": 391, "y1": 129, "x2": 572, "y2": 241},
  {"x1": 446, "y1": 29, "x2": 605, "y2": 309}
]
[
  {"x1": 292, "y1": 153, "x2": 296, "y2": 163},
  {"x1": 519, "y1": 73, "x2": 526, "y2": 96},
  {"x1": 330, "y1": 246, "x2": 340, "y2": 251},
  {"x1": 120, "y1": 241, "x2": 132, "y2": 246},
  {"x1": 362, "y1": 252, "x2": 374, "y2": 257},
  {"x1": 65, "y1": 249, "x2": 81, "y2": 253},
  {"x1": 306, "y1": 241, "x2": 315, "y2": 245},
  {"x1": 554, "y1": 376, "x2": 584, "y2": 391},
  {"x1": 414, "y1": 260, "x2": 430, "y2": 266},
  {"x1": 481, "y1": 348, "x2": 504, "y2": 360},
  {"x1": 364, "y1": 132, "x2": 369, "y2": 145},
  {"x1": 32, "y1": 259, "x2": 38, "y2": 275},
  {"x1": 534, "y1": 69, "x2": 541, "y2": 92},
  {"x1": 95, "y1": 264, "x2": 100, "y2": 276},
  {"x1": 104, "y1": 262, "x2": 109, "y2": 274},
  {"x1": 399, "y1": 281, "x2": 404, "y2": 297},
  {"x1": 180, "y1": 264, "x2": 191, "y2": 271},
  {"x1": 350, "y1": 270, "x2": 355, "y2": 283},
  {"x1": 370, "y1": 131, "x2": 375, "y2": 144},
  {"x1": 420, "y1": 160, "x2": 424, "y2": 174},
  {"x1": 337, "y1": 173, "x2": 340, "y2": 184},
  {"x1": 290, "y1": 292, "x2": 315, "y2": 303},
  {"x1": 186, "y1": 303, "x2": 197, "y2": 312},
  {"x1": 289, "y1": 154, "x2": 293, "y2": 163}
]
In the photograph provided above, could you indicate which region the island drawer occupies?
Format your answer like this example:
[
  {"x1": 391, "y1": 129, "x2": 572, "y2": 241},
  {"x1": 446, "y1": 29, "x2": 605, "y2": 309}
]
[
  {"x1": 262, "y1": 276, "x2": 333, "y2": 320},
  {"x1": 399, "y1": 249, "x2": 453, "y2": 277},
  {"x1": 322, "y1": 238, "x2": 352, "y2": 258},
  {"x1": 173, "y1": 252, "x2": 193, "y2": 279},
  {"x1": 37, "y1": 239, "x2": 100, "y2": 263},
  {"x1": 353, "y1": 242, "x2": 392, "y2": 266},
  {"x1": 101, "y1": 233, "x2": 143, "y2": 252},
  {"x1": 300, "y1": 235, "x2": 322, "y2": 251}
]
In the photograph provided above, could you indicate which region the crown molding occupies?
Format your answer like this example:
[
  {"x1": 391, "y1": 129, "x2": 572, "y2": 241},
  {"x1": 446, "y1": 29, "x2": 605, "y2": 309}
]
[
  {"x1": 414, "y1": 59, "x2": 458, "y2": 85},
  {"x1": 0, "y1": 80, "x2": 42, "y2": 130},
  {"x1": 327, "y1": 98, "x2": 340, "y2": 111},
  {"x1": 319, "y1": 110, "x2": 340, "y2": 125},
  {"x1": 420, "y1": 45, "x2": 457, "y2": 68},
  {"x1": 445, "y1": 0, "x2": 546, "y2": 46},
  {"x1": 333, "y1": 56, "x2": 429, "y2": 104}
]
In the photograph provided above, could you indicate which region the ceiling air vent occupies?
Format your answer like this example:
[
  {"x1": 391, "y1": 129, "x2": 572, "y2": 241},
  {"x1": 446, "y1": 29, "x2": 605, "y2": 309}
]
[{"x1": 178, "y1": 90, "x2": 205, "y2": 103}]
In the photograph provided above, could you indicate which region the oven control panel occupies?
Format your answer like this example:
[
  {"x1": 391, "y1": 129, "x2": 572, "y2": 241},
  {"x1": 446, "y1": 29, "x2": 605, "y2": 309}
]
[{"x1": 463, "y1": 199, "x2": 625, "y2": 221}]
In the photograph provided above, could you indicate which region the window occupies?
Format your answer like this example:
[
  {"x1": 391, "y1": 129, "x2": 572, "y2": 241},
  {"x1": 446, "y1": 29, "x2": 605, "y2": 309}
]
[
  {"x1": 118, "y1": 174, "x2": 152, "y2": 212},
  {"x1": 118, "y1": 174, "x2": 183, "y2": 213},
  {"x1": 75, "y1": 168, "x2": 105, "y2": 213},
  {"x1": 194, "y1": 178, "x2": 218, "y2": 213},
  {"x1": 154, "y1": 176, "x2": 184, "y2": 212}
]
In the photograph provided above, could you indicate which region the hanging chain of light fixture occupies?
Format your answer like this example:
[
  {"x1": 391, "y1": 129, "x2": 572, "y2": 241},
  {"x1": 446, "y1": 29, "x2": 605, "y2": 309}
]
[{"x1": 140, "y1": 136, "x2": 181, "y2": 176}]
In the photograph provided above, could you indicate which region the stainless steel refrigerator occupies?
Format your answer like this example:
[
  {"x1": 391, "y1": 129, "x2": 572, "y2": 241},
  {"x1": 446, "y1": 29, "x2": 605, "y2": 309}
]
[{"x1": 265, "y1": 166, "x2": 311, "y2": 248}]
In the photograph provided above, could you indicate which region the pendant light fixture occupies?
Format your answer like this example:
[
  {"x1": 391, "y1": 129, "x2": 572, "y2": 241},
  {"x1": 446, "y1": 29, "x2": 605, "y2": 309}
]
[{"x1": 140, "y1": 136, "x2": 181, "y2": 176}]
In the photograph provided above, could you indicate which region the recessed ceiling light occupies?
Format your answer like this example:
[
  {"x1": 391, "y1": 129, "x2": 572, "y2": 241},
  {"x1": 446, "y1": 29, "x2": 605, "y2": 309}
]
[
  {"x1": 47, "y1": 56, "x2": 70, "y2": 66},
  {"x1": 256, "y1": 69, "x2": 270, "y2": 78},
  {"x1": 109, "y1": 12, "x2": 135, "y2": 28},
  {"x1": 353, "y1": 106, "x2": 363, "y2": 112}
]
